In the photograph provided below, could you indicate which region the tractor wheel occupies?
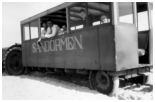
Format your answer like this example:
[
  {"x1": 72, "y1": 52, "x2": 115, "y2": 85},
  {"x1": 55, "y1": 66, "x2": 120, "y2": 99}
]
[
  {"x1": 2, "y1": 60, "x2": 5, "y2": 73},
  {"x1": 93, "y1": 71, "x2": 119, "y2": 96},
  {"x1": 3, "y1": 47, "x2": 26, "y2": 75}
]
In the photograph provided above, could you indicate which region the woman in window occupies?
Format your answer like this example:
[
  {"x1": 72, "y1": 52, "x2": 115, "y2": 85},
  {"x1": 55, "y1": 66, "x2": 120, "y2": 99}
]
[{"x1": 37, "y1": 22, "x2": 48, "y2": 46}]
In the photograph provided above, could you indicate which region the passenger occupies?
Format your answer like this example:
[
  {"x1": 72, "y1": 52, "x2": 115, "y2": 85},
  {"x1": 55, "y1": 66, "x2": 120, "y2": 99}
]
[
  {"x1": 80, "y1": 9, "x2": 87, "y2": 20},
  {"x1": 61, "y1": 25, "x2": 67, "y2": 32},
  {"x1": 100, "y1": 14, "x2": 109, "y2": 24},
  {"x1": 37, "y1": 22, "x2": 48, "y2": 46},
  {"x1": 58, "y1": 25, "x2": 67, "y2": 35},
  {"x1": 80, "y1": 9, "x2": 95, "y2": 26},
  {"x1": 43, "y1": 20, "x2": 62, "y2": 38},
  {"x1": 59, "y1": 25, "x2": 67, "y2": 35}
]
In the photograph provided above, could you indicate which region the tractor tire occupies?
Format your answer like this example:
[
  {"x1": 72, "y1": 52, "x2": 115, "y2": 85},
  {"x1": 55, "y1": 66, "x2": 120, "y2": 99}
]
[
  {"x1": 3, "y1": 46, "x2": 26, "y2": 75},
  {"x1": 2, "y1": 60, "x2": 5, "y2": 73}
]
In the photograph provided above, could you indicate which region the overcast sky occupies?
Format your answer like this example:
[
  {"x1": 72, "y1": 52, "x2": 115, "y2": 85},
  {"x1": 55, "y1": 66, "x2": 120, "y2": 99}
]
[
  {"x1": 2, "y1": 2, "x2": 152, "y2": 48},
  {"x1": 2, "y1": 2, "x2": 63, "y2": 47}
]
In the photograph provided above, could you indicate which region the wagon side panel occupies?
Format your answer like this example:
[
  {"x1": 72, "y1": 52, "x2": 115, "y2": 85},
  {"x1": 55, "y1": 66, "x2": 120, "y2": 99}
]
[
  {"x1": 22, "y1": 42, "x2": 27, "y2": 66},
  {"x1": 99, "y1": 25, "x2": 116, "y2": 71},
  {"x1": 115, "y1": 24, "x2": 139, "y2": 71},
  {"x1": 26, "y1": 40, "x2": 38, "y2": 67},
  {"x1": 71, "y1": 28, "x2": 100, "y2": 70}
]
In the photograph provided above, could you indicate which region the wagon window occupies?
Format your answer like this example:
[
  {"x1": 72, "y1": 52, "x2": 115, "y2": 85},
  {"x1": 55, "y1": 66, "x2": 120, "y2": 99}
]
[
  {"x1": 138, "y1": 11, "x2": 149, "y2": 31},
  {"x1": 69, "y1": 3, "x2": 87, "y2": 31},
  {"x1": 40, "y1": 8, "x2": 67, "y2": 35},
  {"x1": 151, "y1": 4, "x2": 153, "y2": 26},
  {"x1": 87, "y1": 2, "x2": 111, "y2": 26},
  {"x1": 137, "y1": 3, "x2": 149, "y2": 31},
  {"x1": 23, "y1": 24, "x2": 30, "y2": 41},
  {"x1": 118, "y1": 2, "x2": 134, "y2": 24},
  {"x1": 30, "y1": 20, "x2": 39, "y2": 39}
]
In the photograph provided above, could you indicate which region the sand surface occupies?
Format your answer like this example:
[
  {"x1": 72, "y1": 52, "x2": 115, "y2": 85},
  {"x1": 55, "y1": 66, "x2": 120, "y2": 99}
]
[{"x1": 2, "y1": 71, "x2": 153, "y2": 100}]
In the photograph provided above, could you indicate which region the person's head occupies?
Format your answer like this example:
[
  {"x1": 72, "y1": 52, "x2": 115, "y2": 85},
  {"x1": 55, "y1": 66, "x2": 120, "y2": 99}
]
[
  {"x1": 80, "y1": 9, "x2": 86, "y2": 19},
  {"x1": 100, "y1": 14, "x2": 108, "y2": 23},
  {"x1": 47, "y1": 19, "x2": 53, "y2": 27},
  {"x1": 62, "y1": 25, "x2": 67, "y2": 31},
  {"x1": 42, "y1": 22, "x2": 47, "y2": 29}
]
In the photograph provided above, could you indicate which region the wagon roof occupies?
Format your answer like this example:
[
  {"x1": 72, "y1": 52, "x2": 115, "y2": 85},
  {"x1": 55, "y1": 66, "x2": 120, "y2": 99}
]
[{"x1": 20, "y1": 2, "x2": 75, "y2": 25}]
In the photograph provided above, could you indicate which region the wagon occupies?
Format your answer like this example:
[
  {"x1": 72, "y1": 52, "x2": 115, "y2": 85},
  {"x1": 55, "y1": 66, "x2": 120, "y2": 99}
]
[{"x1": 3, "y1": 2, "x2": 153, "y2": 96}]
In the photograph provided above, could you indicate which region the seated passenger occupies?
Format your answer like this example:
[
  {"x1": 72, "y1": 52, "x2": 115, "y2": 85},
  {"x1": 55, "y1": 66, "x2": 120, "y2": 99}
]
[
  {"x1": 37, "y1": 22, "x2": 47, "y2": 45},
  {"x1": 61, "y1": 25, "x2": 67, "y2": 32},
  {"x1": 100, "y1": 14, "x2": 109, "y2": 24},
  {"x1": 80, "y1": 9, "x2": 87, "y2": 20},
  {"x1": 58, "y1": 25, "x2": 67, "y2": 35},
  {"x1": 80, "y1": 8, "x2": 95, "y2": 26},
  {"x1": 43, "y1": 20, "x2": 62, "y2": 38}
]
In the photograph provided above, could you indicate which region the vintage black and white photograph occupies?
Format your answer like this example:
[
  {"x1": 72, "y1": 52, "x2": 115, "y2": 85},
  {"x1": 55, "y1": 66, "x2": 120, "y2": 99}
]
[{"x1": 2, "y1": 1, "x2": 153, "y2": 100}]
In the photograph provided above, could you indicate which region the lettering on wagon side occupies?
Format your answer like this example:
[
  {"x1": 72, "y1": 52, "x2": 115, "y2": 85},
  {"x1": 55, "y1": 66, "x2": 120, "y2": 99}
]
[{"x1": 32, "y1": 35, "x2": 83, "y2": 53}]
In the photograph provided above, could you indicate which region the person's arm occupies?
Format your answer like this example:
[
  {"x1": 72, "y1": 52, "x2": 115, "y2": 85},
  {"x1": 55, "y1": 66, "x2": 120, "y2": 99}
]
[
  {"x1": 37, "y1": 30, "x2": 45, "y2": 46},
  {"x1": 37, "y1": 30, "x2": 44, "y2": 42},
  {"x1": 44, "y1": 25, "x2": 57, "y2": 38}
]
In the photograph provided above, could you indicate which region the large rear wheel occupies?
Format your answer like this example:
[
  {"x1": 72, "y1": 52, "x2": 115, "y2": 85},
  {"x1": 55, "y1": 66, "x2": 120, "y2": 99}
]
[
  {"x1": 90, "y1": 71, "x2": 119, "y2": 96},
  {"x1": 4, "y1": 47, "x2": 26, "y2": 75}
]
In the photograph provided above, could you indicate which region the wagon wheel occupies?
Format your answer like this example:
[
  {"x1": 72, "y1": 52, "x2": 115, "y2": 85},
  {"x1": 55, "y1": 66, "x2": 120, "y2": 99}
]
[
  {"x1": 4, "y1": 47, "x2": 26, "y2": 75},
  {"x1": 92, "y1": 71, "x2": 119, "y2": 96},
  {"x1": 89, "y1": 70, "x2": 97, "y2": 90}
]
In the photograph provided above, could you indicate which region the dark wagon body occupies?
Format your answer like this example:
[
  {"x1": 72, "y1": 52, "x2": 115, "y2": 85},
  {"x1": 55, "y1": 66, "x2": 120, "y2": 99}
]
[
  {"x1": 3, "y1": 2, "x2": 153, "y2": 96},
  {"x1": 22, "y1": 24, "x2": 141, "y2": 71},
  {"x1": 23, "y1": 25, "x2": 116, "y2": 70}
]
